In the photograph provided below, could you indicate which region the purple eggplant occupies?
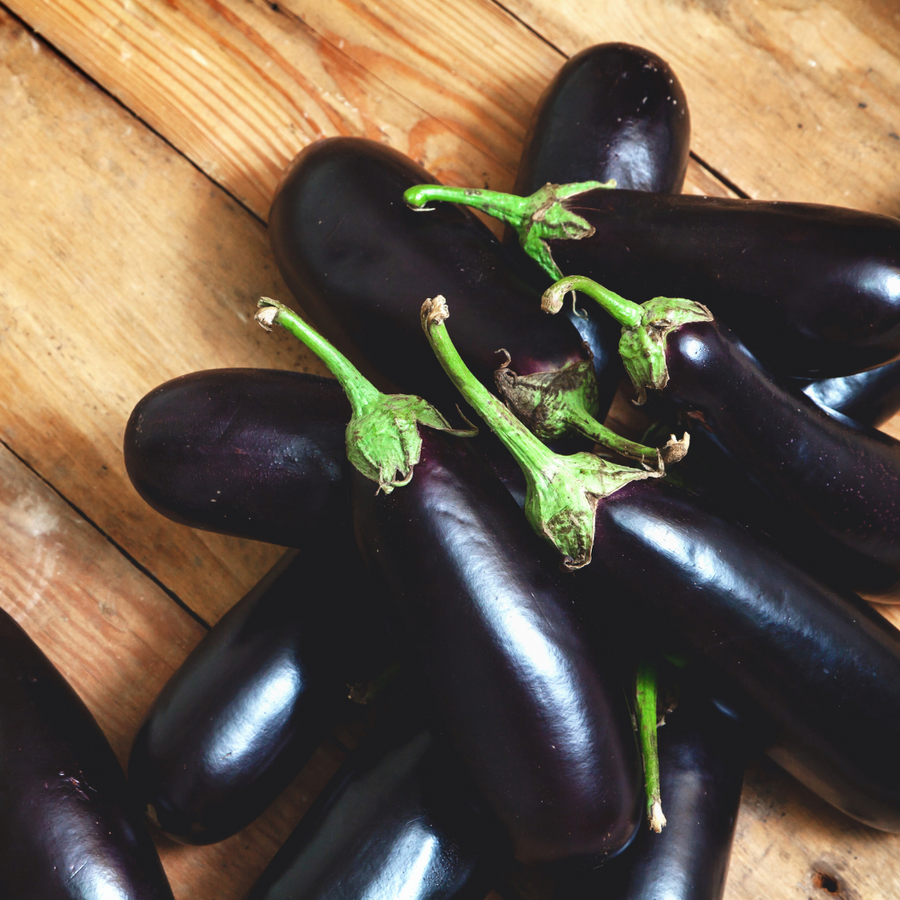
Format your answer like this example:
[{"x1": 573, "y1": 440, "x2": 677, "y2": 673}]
[
  {"x1": 422, "y1": 295, "x2": 900, "y2": 833},
  {"x1": 266, "y1": 137, "x2": 670, "y2": 468},
  {"x1": 0, "y1": 607, "x2": 173, "y2": 899},
  {"x1": 404, "y1": 184, "x2": 900, "y2": 378},
  {"x1": 125, "y1": 369, "x2": 351, "y2": 547},
  {"x1": 514, "y1": 42, "x2": 689, "y2": 202},
  {"x1": 254, "y1": 300, "x2": 644, "y2": 866},
  {"x1": 801, "y1": 359, "x2": 900, "y2": 427},
  {"x1": 246, "y1": 704, "x2": 502, "y2": 900},
  {"x1": 127, "y1": 543, "x2": 394, "y2": 845},
  {"x1": 556, "y1": 689, "x2": 746, "y2": 900}
]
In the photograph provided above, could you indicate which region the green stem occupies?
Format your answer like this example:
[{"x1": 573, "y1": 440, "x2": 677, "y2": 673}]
[
  {"x1": 636, "y1": 659, "x2": 666, "y2": 833},
  {"x1": 256, "y1": 298, "x2": 475, "y2": 493},
  {"x1": 541, "y1": 275, "x2": 643, "y2": 329},
  {"x1": 257, "y1": 297, "x2": 381, "y2": 418},
  {"x1": 422, "y1": 296, "x2": 663, "y2": 569},
  {"x1": 404, "y1": 181, "x2": 613, "y2": 281}
]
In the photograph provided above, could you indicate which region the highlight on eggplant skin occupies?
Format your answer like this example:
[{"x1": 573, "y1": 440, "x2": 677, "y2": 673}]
[
  {"x1": 0, "y1": 606, "x2": 174, "y2": 899},
  {"x1": 514, "y1": 42, "x2": 690, "y2": 199},
  {"x1": 127, "y1": 544, "x2": 394, "y2": 845},
  {"x1": 245, "y1": 706, "x2": 504, "y2": 900},
  {"x1": 350, "y1": 430, "x2": 643, "y2": 866},
  {"x1": 123, "y1": 368, "x2": 351, "y2": 548},
  {"x1": 800, "y1": 358, "x2": 900, "y2": 428}
]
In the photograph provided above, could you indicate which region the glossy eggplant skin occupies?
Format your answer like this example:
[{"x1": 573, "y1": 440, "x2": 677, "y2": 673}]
[
  {"x1": 657, "y1": 319, "x2": 900, "y2": 600},
  {"x1": 801, "y1": 359, "x2": 900, "y2": 427},
  {"x1": 514, "y1": 42, "x2": 689, "y2": 199},
  {"x1": 557, "y1": 691, "x2": 745, "y2": 900},
  {"x1": 125, "y1": 368, "x2": 526, "y2": 533},
  {"x1": 246, "y1": 706, "x2": 501, "y2": 900},
  {"x1": 579, "y1": 477, "x2": 900, "y2": 832},
  {"x1": 124, "y1": 369, "x2": 351, "y2": 547},
  {"x1": 535, "y1": 189, "x2": 900, "y2": 376},
  {"x1": 267, "y1": 137, "x2": 619, "y2": 418},
  {"x1": 128, "y1": 544, "x2": 393, "y2": 845},
  {"x1": 351, "y1": 430, "x2": 642, "y2": 866},
  {"x1": 0, "y1": 607, "x2": 173, "y2": 899}
]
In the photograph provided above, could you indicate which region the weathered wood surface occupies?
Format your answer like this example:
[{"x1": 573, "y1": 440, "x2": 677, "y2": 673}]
[{"x1": 1, "y1": 0, "x2": 900, "y2": 898}]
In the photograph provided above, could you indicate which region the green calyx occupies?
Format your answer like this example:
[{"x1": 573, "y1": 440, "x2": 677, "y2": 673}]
[
  {"x1": 421, "y1": 295, "x2": 662, "y2": 569},
  {"x1": 256, "y1": 298, "x2": 475, "y2": 493},
  {"x1": 403, "y1": 180, "x2": 614, "y2": 281},
  {"x1": 542, "y1": 277, "x2": 713, "y2": 405}
]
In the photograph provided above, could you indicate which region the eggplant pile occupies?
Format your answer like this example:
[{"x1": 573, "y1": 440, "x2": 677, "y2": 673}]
[{"x1": 116, "y1": 39, "x2": 900, "y2": 900}]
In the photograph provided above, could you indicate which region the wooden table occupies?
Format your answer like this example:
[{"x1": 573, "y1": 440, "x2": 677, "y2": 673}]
[{"x1": 1, "y1": 1, "x2": 900, "y2": 897}]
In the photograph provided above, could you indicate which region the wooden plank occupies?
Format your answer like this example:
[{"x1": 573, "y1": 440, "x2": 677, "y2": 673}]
[
  {"x1": 0, "y1": 9, "x2": 315, "y2": 624},
  {"x1": 0, "y1": 439, "x2": 345, "y2": 899},
  {"x1": 5, "y1": 0, "x2": 723, "y2": 221}
]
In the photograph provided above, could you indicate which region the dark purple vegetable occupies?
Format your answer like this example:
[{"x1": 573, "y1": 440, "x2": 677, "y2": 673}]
[
  {"x1": 124, "y1": 368, "x2": 525, "y2": 532},
  {"x1": 267, "y1": 137, "x2": 658, "y2": 465},
  {"x1": 246, "y1": 704, "x2": 503, "y2": 900},
  {"x1": 405, "y1": 183, "x2": 900, "y2": 378},
  {"x1": 125, "y1": 369, "x2": 351, "y2": 547},
  {"x1": 0, "y1": 606, "x2": 173, "y2": 899},
  {"x1": 254, "y1": 300, "x2": 644, "y2": 867},
  {"x1": 128, "y1": 543, "x2": 394, "y2": 845},
  {"x1": 423, "y1": 297, "x2": 900, "y2": 833},
  {"x1": 556, "y1": 690, "x2": 745, "y2": 900},
  {"x1": 800, "y1": 359, "x2": 900, "y2": 427},
  {"x1": 514, "y1": 42, "x2": 690, "y2": 201},
  {"x1": 350, "y1": 433, "x2": 641, "y2": 865}
]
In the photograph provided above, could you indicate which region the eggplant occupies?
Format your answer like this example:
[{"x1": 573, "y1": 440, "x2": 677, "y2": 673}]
[
  {"x1": 266, "y1": 137, "x2": 662, "y2": 466},
  {"x1": 0, "y1": 606, "x2": 173, "y2": 899},
  {"x1": 255, "y1": 300, "x2": 644, "y2": 866},
  {"x1": 422, "y1": 295, "x2": 900, "y2": 833},
  {"x1": 125, "y1": 369, "x2": 351, "y2": 547},
  {"x1": 128, "y1": 542, "x2": 394, "y2": 845},
  {"x1": 801, "y1": 359, "x2": 900, "y2": 427},
  {"x1": 404, "y1": 183, "x2": 900, "y2": 378},
  {"x1": 124, "y1": 368, "x2": 526, "y2": 532},
  {"x1": 246, "y1": 703, "x2": 502, "y2": 900},
  {"x1": 513, "y1": 42, "x2": 689, "y2": 202},
  {"x1": 556, "y1": 690, "x2": 746, "y2": 900}
]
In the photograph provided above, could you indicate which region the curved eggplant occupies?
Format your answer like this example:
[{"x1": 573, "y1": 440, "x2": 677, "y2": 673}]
[
  {"x1": 128, "y1": 543, "x2": 394, "y2": 845},
  {"x1": 124, "y1": 368, "x2": 351, "y2": 547},
  {"x1": 405, "y1": 184, "x2": 900, "y2": 378},
  {"x1": 246, "y1": 705, "x2": 502, "y2": 900},
  {"x1": 267, "y1": 137, "x2": 627, "y2": 455},
  {"x1": 658, "y1": 317, "x2": 900, "y2": 601},
  {"x1": 801, "y1": 359, "x2": 900, "y2": 427},
  {"x1": 0, "y1": 606, "x2": 173, "y2": 899},
  {"x1": 556, "y1": 690, "x2": 746, "y2": 900},
  {"x1": 514, "y1": 42, "x2": 690, "y2": 200},
  {"x1": 350, "y1": 432, "x2": 641, "y2": 866},
  {"x1": 422, "y1": 299, "x2": 900, "y2": 834}
]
